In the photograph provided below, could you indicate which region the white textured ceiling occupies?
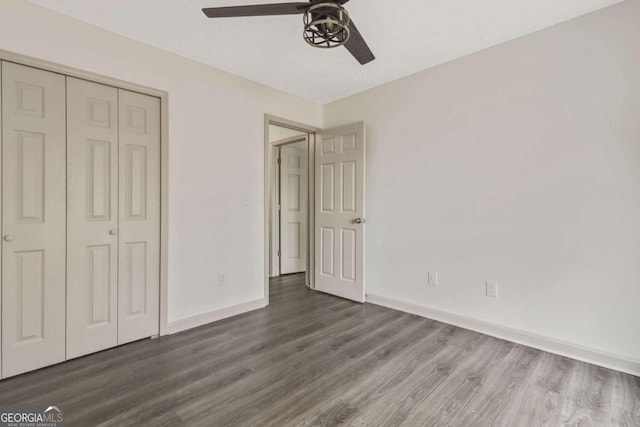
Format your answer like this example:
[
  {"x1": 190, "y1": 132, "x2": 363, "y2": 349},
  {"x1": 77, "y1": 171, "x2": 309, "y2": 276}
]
[{"x1": 28, "y1": 0, "x2": 621, "y2": 104}]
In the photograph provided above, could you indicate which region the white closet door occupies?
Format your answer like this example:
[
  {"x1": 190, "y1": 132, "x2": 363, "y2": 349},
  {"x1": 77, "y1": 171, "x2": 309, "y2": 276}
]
[
  {"x1": 117, "y1": 89, "x2": 160, "y2": 344},
  {"x1": 280, "y1": 141, "x2": 307, "y2": 274},
  {"x1": 1, "y1": 62, "x2": 67, "y2": 377},
  {"x1": 66, "y1": 78, "x2": 119, "y2": 358}
]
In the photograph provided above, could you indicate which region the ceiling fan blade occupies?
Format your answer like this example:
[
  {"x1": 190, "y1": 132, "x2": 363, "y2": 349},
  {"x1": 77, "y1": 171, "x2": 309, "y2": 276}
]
[
  {"x1": 202, "y1": 3, "x2": 309, "y2": 18},
  {"x1": 344, "y1": 20, "x2": 375, "y2": 65}
]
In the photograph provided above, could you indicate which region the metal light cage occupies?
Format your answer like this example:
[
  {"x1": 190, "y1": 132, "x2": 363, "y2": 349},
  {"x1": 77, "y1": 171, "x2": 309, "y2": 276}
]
[{"x1": 303, "y1": 2, "x2": 350, "y2": 48}]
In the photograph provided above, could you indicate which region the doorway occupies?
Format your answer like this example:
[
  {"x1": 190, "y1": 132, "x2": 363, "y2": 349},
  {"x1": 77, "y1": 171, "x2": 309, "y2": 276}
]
[
  {"x1": 264, "y1": 116, "x2": 367, "y2": 306},
  {"x1": 264, "y1": 117, "x2": 319, "y2": 304},
  {"x1": 268, "y1": 124, "x2": 313, "y2": 282}
]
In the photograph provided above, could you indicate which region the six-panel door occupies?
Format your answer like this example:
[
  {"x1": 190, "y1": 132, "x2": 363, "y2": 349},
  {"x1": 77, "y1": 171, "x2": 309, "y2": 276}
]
[
  {"x1": 280, "y1": 141, "x2": 308, "y2": 275},
  {"x1": 315, "y1": 123, "x2": 366, "y2": 303},
  {"x1": 1, "y1": 62, "x2": 67, "y2": 377}
]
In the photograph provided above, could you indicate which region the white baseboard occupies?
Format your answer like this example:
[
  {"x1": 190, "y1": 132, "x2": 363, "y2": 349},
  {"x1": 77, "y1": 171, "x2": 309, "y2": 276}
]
[
  {"x1": 366, "y1": 293, "x2": 640, "y2": 377},
  {"x1": 166, "y1": 298, "x2": 266, "y2": 335}
]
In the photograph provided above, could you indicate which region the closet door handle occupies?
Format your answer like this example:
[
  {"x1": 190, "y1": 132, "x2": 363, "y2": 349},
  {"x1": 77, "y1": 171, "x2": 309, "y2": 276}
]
[
  {"x1": 3, "y1": 235, "x2": 14, "y2": 242},
  {"x1": 109, "y1": 229, "x2": 118, "y2": 235}
]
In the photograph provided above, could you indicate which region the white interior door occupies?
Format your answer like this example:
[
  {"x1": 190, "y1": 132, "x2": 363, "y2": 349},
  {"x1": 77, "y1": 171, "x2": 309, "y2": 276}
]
[
  {"x1": 117, "y1": 89, "x2": 160, "y2": 344},
  {"x1": 315, "y1": 122, "x2": 366, "y2": 302},
  {"x1": 1, "y1": 62, "x2": 67, "y2": 377},
  {"x1": 280, "y1": 140, "x2": 307, "y2": 274},
  {"x1": 66, "y1": 77, "x2": 119, "y2": 358}
]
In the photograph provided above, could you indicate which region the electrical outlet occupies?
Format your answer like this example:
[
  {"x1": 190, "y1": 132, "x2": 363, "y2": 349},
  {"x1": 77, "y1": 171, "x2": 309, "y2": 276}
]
[
  {"x1": 218, "y1": 273, "x2": 226, "y2": 286},
  {"x1": 486, "y1": 281, "x2": 498, "y2": 298},
  {"x1": 428, "y1": 272, "x2": 438, "y2": 286}
]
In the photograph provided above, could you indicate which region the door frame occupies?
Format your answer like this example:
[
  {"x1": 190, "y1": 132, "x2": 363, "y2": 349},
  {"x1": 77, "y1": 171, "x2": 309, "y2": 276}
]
[
  {"x1": 0, "y1": 49, "x2": 171, "y2": 336},
  {"x1": 271, "y1": 135, "x2": 308, "y2": 277},
  {"x1": 264, "y1": 115, "x2": 320, "y2": 305}
]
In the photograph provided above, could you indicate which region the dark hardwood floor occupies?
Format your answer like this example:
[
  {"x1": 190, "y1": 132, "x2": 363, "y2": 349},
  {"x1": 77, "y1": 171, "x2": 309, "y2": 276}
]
[{"x1": 0, "y1": 273, "x2": 638, "y2": 426}]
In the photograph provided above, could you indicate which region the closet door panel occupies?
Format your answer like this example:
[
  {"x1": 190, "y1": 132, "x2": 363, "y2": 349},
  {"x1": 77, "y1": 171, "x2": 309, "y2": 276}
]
[
  {"x1": 1, "y1": 62, "x2": 66, "y2": 378},
  {"x1": 118, "y1": 89, "x2": 160, "y2": 344},
  {"x1": 66, "y1": 77, "x2": 119, "y2": 358}
]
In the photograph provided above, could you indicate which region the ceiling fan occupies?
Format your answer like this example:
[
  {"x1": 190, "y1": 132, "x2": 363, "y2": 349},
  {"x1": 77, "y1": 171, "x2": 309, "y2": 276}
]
[{"x1": 202, "y1": 1, "x2": 375, "y2": 65}]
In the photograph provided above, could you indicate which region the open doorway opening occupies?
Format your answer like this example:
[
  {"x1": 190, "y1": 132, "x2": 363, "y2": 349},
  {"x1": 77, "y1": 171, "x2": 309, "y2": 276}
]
[
  {"x1": 265, "y1": 117, "x2": 367, "y2": 305},
  {"x1": 264, "y1": 117, "x2": 319, "y2": 304}
]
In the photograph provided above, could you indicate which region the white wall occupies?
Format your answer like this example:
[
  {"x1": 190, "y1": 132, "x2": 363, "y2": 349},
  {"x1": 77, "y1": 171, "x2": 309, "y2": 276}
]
[
  {"x1": 325, "y1": 0, "x2": 640, "y2": 364},
  {"x1": 0, "y1": 0, "x2": 322, "y2": 323}
]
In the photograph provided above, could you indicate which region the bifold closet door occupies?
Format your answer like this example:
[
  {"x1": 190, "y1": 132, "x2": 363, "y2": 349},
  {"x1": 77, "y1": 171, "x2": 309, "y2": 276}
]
[
  {"x1": 66, "y1": 78, "x2": 119, "y2": 358},
  {"x1": 1, "y1": 62, "x2": 67, "y2": 378},
  {"x1": 118, "y1": 89, "x2": 160, "y2": 344}
]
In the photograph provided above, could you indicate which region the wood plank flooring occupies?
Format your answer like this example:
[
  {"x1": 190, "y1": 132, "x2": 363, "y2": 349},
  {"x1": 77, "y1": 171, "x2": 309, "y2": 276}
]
[{"x1": 0, "y1": 273, "x2": 638, "y2": 426}]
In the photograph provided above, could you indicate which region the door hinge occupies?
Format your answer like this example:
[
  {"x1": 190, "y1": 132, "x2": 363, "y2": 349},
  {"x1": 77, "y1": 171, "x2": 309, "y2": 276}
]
[
  {"x1": 278, "y1": 204, "x2": 281, "y2": 211},
  {"x1": 277, "y1": 250, "x2": 281, "y2": 257},
  {"x1": 277, "y1": 157, "x2": 281, "y2": 165}
]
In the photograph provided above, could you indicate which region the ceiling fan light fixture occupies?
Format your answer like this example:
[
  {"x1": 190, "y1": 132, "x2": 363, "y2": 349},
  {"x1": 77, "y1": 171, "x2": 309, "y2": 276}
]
[{"x1": 303, "y1": 2, "x2": 350, "y2": 49}]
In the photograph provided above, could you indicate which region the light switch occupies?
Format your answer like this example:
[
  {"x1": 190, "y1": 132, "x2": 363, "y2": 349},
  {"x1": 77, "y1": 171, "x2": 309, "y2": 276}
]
[{"x1": 486, "y1": 281, "x2": 498, "y2": 298}]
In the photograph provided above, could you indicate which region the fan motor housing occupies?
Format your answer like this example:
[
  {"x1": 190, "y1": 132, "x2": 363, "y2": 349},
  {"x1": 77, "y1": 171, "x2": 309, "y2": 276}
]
[{"x1": 303, "y1": 2, "x2": 351, "y2": 48}]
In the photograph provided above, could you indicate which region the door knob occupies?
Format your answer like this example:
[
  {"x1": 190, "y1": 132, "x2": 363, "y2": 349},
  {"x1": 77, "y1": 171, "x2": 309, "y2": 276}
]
[
  {"x1": 354, "y1": 218, "x2": 365, "y2": 224},
  {"x1": 3, "y1": 235, "x2": 14, "y2": 242},
  {"x1": 109, "y1": 229, "x2": 117, "y2": 235}
]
